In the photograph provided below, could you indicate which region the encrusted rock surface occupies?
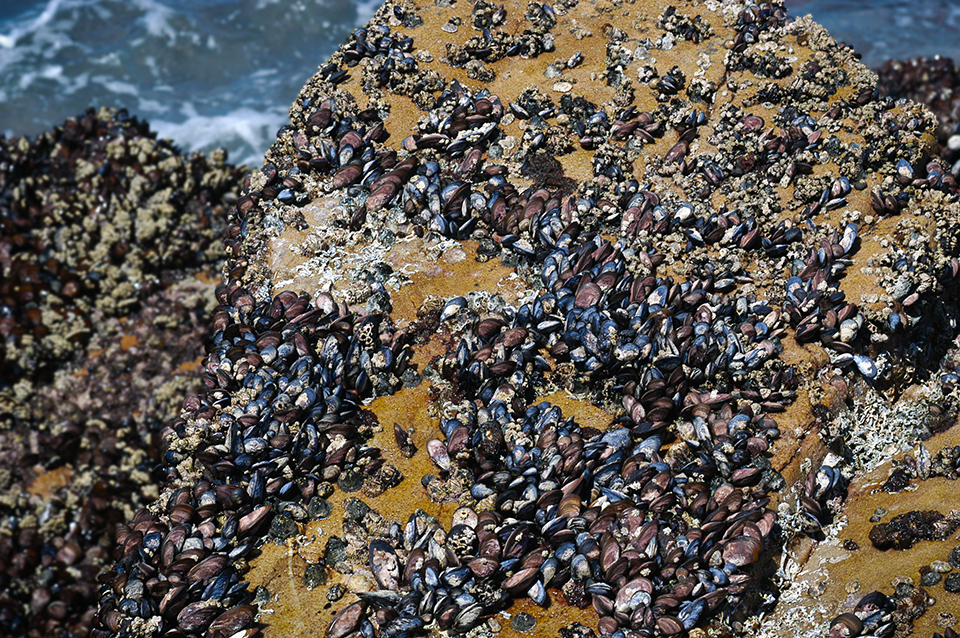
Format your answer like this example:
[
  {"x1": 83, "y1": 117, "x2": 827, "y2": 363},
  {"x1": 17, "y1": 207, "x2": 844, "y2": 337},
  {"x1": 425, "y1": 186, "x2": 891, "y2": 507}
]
[
  {"x1": 38, "y1": 2, "x2": 960, "y2": 638},
  {"x1": 0, "y1": 107, "x2": 243, "y2": 638},
  {"x1": 875, "y1": 56, "x2": 960, "y2": 176}
]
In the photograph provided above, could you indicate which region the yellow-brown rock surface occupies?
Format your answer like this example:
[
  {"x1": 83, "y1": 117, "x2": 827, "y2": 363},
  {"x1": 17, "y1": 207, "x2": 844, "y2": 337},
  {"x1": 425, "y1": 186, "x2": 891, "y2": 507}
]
[{"x1": 92, "y1": 1, "x2": 960, "y2": 638}]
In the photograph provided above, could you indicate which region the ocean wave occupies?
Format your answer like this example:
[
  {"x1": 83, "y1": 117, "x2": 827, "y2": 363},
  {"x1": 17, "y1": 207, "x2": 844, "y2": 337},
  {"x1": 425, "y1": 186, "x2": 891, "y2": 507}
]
[
  {"x1": 785, "y1": 0, "x2": 960, "y2": 66},
  {"x1": 0, "y1": 0, "x2": 366, "y2": 167},
  {"x1": 0, "y1": 0, "x2": 67, "y2": 49},
  {"x1": 151, "y1": 103, "x2": 289, "y2": 167}
]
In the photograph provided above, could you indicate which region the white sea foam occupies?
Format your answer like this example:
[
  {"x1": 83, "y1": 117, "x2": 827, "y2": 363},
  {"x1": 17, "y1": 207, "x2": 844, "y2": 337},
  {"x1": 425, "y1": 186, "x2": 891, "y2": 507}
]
[
  {"x1": 93, "y1": 76, "x2": 140, "y2": 96},
  {"x1": 151, "y1": 104, "x2": 288, "y2": 167},
  {"x1": 0, "y1": 0, "x2": 84, "y2": 81},
  {"x1": 0, "y1": 0, "x2": 427, "y2": 165},
  {"x1": 356, "y1": 0, "x2": 382, "y2": 25},
  {"x1": 786, "y1": 0, "x2": 960, "y2": 66},
  {"x1": 0, "y1": 0, "x2": 65, "y2": 49},
  {"x1": 132, "y1": 0, "x2": 178, "y2": 43},
  {"x1": 136, "y1": 97, "x2": 170, "y2": 114},
  {"x1": 18, "y1": 71, "x2": 35, "y2": 90}
]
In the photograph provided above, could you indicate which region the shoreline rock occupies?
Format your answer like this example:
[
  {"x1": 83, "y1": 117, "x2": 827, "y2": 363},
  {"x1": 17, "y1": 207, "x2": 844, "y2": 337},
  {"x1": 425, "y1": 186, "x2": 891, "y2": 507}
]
[
  {"x1": 875, "y1": 56, "x2": 960, "y2": 177},
  {"x1": 3, "y1": 1, "x2": 960, "y2": 638},
  {"x1": 0, "y1": 107, "x2": 243, "y2": 638},
  {"x1": 97, "y1": 0, "x2": 960, "y2": 634},
  {"x1": 92, "y1": 0, "x2": 960, "y2": 633}
]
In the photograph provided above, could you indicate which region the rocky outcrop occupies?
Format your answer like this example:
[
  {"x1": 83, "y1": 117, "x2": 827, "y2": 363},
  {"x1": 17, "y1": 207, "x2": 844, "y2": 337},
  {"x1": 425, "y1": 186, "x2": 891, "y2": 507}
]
[
  {"x1": 74, "y1": 1, "x2": 960, "y2": 638},
  {"x1": 876, "y1": 56, "x2": 960, "y2": 176},
  {"x1": 0, "y1": 108, "x2": 243, "y2": 638}
]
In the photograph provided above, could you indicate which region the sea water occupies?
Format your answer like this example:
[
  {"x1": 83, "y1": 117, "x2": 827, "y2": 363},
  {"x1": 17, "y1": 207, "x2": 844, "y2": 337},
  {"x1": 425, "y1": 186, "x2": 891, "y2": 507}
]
[
  {"x1": 1, "y1": 0, "x2": 958, "y2": 168},
  {"x1": 0, "y1": 0, "x2": 378, "y2": 167}
]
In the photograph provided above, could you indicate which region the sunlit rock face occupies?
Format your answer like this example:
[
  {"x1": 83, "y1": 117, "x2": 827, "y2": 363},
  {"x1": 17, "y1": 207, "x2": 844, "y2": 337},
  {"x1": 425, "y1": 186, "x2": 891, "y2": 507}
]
[{"x1": 90, "y1": 1, "x2": 960, "y2": 637}]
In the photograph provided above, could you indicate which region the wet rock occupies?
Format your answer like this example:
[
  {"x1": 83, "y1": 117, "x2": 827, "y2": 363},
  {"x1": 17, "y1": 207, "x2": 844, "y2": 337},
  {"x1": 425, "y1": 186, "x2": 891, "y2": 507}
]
[
  {"x1": 74, "y1": 1, "x2": 960, "y2": 638},
  {"x1": 868, "y1": 511, "x2": 960, "y2": 550}
]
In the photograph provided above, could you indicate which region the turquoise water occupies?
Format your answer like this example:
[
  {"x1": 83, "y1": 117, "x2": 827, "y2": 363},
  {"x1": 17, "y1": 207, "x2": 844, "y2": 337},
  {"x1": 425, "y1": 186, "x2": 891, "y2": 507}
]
[
  {"x1": 0, "y1": 0, "x2": 378, "y2": 166},
  {"x1": 1, "y1": 0, "x2": 957, "y2": 167}
]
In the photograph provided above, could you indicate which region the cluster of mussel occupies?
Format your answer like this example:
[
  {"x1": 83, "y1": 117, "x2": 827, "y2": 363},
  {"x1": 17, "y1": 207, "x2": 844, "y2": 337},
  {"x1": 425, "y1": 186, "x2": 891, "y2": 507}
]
[
  {"x1": 444, "y1": 0, "x2": 558, "y2": 67},
  {"x1": 0, "y1": 283, "x2": 222, "y2": 638},
  {"x1": 875, "y1": 56, "x2": 960, "y2": 173},
  {"x1": 91, "y1": 288, "x2": 411, "y2": 638},
  {"x1": 731, "y1": 2, "x2": 788, "y2": 53},
  {"x1": 356, "y1": 235, "x2": 803, "y2": 634},
  {"x1": 656, "y1": 6, "x2": 713, "y2": 45},
  {"x1": 826, "y1": 591, "x2": 895, "y2": 638},
  {"x1": 0, "y1": 107, "x2": 241, "y2": 638},
  {"x1": 780, "y1": 215, "x2": 883, "y2": 377},
  {"x1": 388, "y1": 75, "x2": 947, "y2": 391},
  {"x1": 328, "y1": 395, "x2": 775, "y2": 637},
  {"x1": 313, "y1": 164, "x2": 840, "y2": 635}
]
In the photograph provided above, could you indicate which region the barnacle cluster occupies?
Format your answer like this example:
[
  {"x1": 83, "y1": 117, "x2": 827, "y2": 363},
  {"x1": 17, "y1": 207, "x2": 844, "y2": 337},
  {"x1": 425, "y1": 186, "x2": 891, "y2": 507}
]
[
  {"x1": 3, "y1": 1, "x2": 959, "y2": 638},
  {"x1": 0, "y1": 107, "x2": 243, "y2": 637}
]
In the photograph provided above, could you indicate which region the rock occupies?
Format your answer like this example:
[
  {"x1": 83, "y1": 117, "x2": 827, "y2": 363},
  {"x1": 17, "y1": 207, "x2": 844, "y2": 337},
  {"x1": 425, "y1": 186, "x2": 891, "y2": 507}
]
[
  {"x1": 876, "y1": 56, "x2": 960, "y2": 172},
  {"x1": 86, "y1": 1, "x2": 960, "y2": 638},
  {"x1": 0, "y1": 107, "x2": 242, "y2": 638}
]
